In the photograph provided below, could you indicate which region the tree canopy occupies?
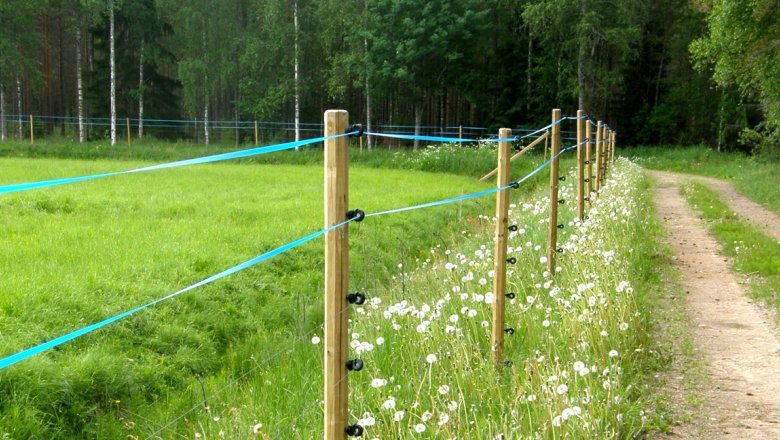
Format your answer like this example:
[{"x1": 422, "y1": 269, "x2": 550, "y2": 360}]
[{"x1": 0, "y1": 0, "x2": 777, "y2": 152}]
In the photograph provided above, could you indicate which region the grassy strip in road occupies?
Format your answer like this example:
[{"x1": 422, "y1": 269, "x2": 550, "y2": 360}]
[{"x1": 682, "y1": 181, "x2": 780, "y2": 317}]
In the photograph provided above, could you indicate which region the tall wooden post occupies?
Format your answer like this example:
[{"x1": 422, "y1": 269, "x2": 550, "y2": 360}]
[
  {"x1": 126, "y1": 117, "x2": 131, "y2": 145},
  {"x1": 575, "y1": 110, "x2": 585, "y2": 220},
  {"x1": 595, "y1": 121, "x2": 603, "y2": 193},
  {"x1": 459, "y1": 125, "x2": 463, "y2": 147},
  {"x1": 254, "y1": 120, "x2": 259, "y2": 145},
  {"x1": 491, "y1": 128, "x2": 512, "y2": 366},
  {"x1": 29, "y1": 114, "x2": 34, "y2": 145},
  {"x1": 586, "y1": 120, "x2": 593, "y2": 199},
  {"x1": 324, "y1": 109, "x2": 349, "y2": 440},
  {"x1": 602, "y1": 128, "x2": 609, "y2": 181},
  {"x1": 546, "y1": 109, "x2": 561, "y2": 274}
]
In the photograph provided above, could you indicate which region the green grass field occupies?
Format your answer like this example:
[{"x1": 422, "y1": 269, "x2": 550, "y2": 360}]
[{"x1": 0, "y1": 145, "x2": 668, "y2": 438}]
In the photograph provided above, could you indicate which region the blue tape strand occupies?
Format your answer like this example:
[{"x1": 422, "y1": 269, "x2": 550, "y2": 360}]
[
  {"x1": 366, "y1": 140, "x2": 584, "y2": 218},
  {"x1": 365, "y1": 131, "x2": 517, "y2": 143},
  {"x1": 0, "y1": 133, "x2": 354, "y2": 196},
  {"x1": 0, "y1": 219, "x2": 354, "y2": 370}
]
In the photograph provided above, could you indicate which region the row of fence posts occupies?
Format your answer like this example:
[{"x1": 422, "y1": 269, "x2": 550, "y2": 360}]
[{"x1": 327, "y1": 108, "x2": 616, "y2": 439}]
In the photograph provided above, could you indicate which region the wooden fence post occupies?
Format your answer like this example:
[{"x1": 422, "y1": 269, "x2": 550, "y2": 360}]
[
  {"x1": 29, "y1": 114, "x2": 34, "y2": 145},
  {"x1": 126, "y1": 117, "x2": 131, "y2": 145},
  {"x1": 254, "y1": 120, "x2": 259, "y2": 145},
  {"x1": 324, "y1": 109, "x2": 349, "y2": 440},
  {"x1": 594, "y1": 121, "x2": 603, "y2": 194},
  {"x1": 603, "y1": 128, "x2": 609, "y2": 182},
  {"x1": 491, "y1": 128, "x2": 512, "y2": 367},
  {"x1": 459, "y1": 125, "x2": 463, "y2": 147},
  {"x1": 546, "y1": 109, "x2": 561, "y2": 275},
  {"x1": 586, "y1": 119, "x2": 593, "y2": 201},
  {"x1": 576, "y1": 110, "x2": 585, "y2": 220}
]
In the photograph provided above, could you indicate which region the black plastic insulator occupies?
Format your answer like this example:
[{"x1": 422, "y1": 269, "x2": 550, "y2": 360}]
[
  {"x1": 345, "y1": 424, "x2": 364, "y2": 437},
  {"x1": 584, "y1": 160, "x2": 590, "y2": 164},
  {"x1": 559, "y1": 176, "x2": 566, "y2": 182},
  {"x1": 504, "y1": 360, "x2": 514, "y2": 367},
  {"x1": 346, "y1": 124, "x2": 363, "y2": 137},
  {"x1": 346, "y1": 358, "x2": 364, "y2": 372},
  {"x1": 505, "y1": 292, "x2": 516, "y2": 299},
  {"x1": 557, "y1": 224, "x2": 564, "y2": 229},
  {"x1": 558, "y1": 199, "x2": 565, "y2": 204},
  {"x1": 347, "y1": 292, "x2": 367, "y2": 305},
  {"x1": 346, "y1": 209, "x2": 365, "y2": 222},
  {"x1": 508, "y1": 225, "x2": 518, "y2": 232},
  {"x1": 584, "y1": 197, "x2": 590, "y2": 201},
  {"x1": 509, "y1": 181, "x2": 520, "y2": 189},
  {"x1": 556, "y1": 248, "x2": 564, "y2": 253},
  {"x1": 504, "y1": 327, "x2": 515, "y2": 335},
  {"x1": 506, "y1": 257, "x2": 517, "y2": 265}
]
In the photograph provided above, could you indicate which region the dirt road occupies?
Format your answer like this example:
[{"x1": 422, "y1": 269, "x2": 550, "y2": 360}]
[{"x1": 651, "y1": 170, "x2": 780, "y2": 439}]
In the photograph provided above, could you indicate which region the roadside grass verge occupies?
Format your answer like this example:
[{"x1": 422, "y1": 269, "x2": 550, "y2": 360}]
[
  {"x1": 625, "y1": 146, "x2": 779, "y2": 214},
  {"x1": 681, "y1": 181, "x2": 780, "y2": 318}
]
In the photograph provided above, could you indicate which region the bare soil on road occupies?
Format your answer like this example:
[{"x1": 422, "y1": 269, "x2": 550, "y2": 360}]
[
  {"x1": 650, "y1": 170, "x2": 780, "y2": 439},
  {"x1": 652, "y1": 171, "x2": 780, "y2": 242}
]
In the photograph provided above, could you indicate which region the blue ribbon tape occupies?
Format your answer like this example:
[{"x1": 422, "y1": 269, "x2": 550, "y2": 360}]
[
  {"x1": 0, "y1": 133, "x2": 353, "y2": 196},
  {"x1": 0, "y1": 219, "x2": 353, "y2": 370}
]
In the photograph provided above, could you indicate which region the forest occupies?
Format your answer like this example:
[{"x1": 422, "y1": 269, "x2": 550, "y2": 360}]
[{"x1": 0, "y1": 0, "x2": 778, "y2": 153}]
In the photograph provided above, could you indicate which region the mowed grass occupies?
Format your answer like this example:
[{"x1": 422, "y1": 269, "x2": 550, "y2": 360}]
[
  {"x1": 0, "y1": 156, "x2": 492, "y2": 437},
  {"x1": 682, "y1": 182, "x2": 780, "y2": 317},
  {"x1": 625, "y1": 145, "x2": 780, "y2": 214}
]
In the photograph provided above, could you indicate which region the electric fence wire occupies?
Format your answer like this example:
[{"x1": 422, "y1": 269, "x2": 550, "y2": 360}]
[
  {"x1": 0, "y1": 123, "x2": 590, "y2": 436},
  {"x1": 0, "y1": 218, "x2": 356, "y2": 370},
  {"x1": 0, "y1": 132, "x2": 356, "y2": 196}
]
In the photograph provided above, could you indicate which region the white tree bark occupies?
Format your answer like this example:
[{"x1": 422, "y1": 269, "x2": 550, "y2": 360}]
[
  {"x1": 76, "y1": 27, "x2": 85, "y2": 143},
  {"x1": 109, "y1": 0, "x2": 116, "y2": 146},
  {"x1": 138, "y1": 45, "x2": 144, "y2": 139},
  {"x1": 293, "y1": 0, "x2": 300, "y2": 145},
  {"x1": 16, "y1": 70, "x2": 22, "y2": 141},
  {"x1": 204, "y1": 103, "x2": 210, "y2": 145},
  {"x1": 365, "y1": 37, "x2": 372, "y2": 151}
]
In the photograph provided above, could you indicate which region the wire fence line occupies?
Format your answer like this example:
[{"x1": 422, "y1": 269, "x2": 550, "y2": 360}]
[
  {"x1": 0, "y1": 113, "x2": 578, "y2": 143},
  {"x1": 0, "y1": 110, "x2": 611, "y2": 436}
]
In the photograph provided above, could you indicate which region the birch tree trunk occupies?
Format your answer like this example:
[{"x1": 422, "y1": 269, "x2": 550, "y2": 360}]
[
  {"x1": 16, "y1": 70, "x2": 22, "y2": 141},
  {"x1": 204, "y1": 102, "x2": 210, "y2": 145},
  {"x1": 76, "y1": 27, "x2": 85, "y2": 143},
  {"x1": 293, "y1": 0, "x2": 300, "y2": 145},
  {"x1": 365, "y1": 37, "x2": 372, "y2": 151},
  {"x1": 138, "y1": 45, "x2": 144, "y2": 139},
  {"x1": 109, "y1": 0, "x2": 116, "y2": 146}
]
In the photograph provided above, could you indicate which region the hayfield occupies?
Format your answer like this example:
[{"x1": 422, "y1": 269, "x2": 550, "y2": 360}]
[{"x1": 0, "y1": 147, "x2": 667, "y2": 438}]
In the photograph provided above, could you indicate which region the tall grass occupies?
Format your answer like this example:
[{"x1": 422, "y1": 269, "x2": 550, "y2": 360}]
[{"x1": 134, "y1": 159, "x2": 668, "y2": 438}]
